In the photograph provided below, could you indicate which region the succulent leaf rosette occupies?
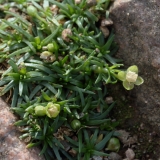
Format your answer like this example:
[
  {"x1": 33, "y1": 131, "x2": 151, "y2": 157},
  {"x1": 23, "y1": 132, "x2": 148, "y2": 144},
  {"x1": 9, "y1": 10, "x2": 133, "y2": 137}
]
[{"x1": 117, "y1": 65, "x2": 144, "y2": 90}]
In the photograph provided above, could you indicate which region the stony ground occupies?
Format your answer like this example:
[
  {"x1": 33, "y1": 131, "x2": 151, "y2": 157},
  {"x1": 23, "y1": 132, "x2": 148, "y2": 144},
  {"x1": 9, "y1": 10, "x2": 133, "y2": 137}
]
[{"x1": 110, "y1": 89, "x2": 160, "y2": 160}]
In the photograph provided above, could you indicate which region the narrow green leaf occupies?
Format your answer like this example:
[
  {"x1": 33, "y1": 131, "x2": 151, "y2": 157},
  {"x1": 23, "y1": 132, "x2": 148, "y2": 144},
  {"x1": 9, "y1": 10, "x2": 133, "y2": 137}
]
[
  {"x1": 84, "y1": 10, "x2": 98, "y2": 22},
  {"x1": 53, "y1": 138, "x2": 64, "y2": 149},
  {"x1": 0, "y1": 80, "x2": 8, "y2": 87},
  {"x1": 85, "y1": 119, "x2": 110, "y2": 126},
  {"x1": 23, "y1": 40, "x2": 36, "y2": 53},
  {"x1": 19, "y1": 81, "x2": 23, "y2": 96},
  {"x1": 84, "y1": 152, "x2": 91, "y2": 160},
  {"x1": 24, "y1": 63, "x2": 53, "y2": 74},
  {"x1": 86, "y1": 36, "x2": 100, "y2": 46},
  {"x1": 5, "y1": 11, "x2": 31, "y2": 26},
  {"x1": 79, "y1": 91, "x2": 85, "y2": 107},
  {"x1": 43, "y1": 117, "x2": 48, "y2": 136},
  {"x1": 11, "y1": 86, "x2": 19, "y2": 107},
  {"x1": 7, "y1": 46, "x2": 31, "y2": 58},
  {"x1": 51, "y1": 116, "x2": 59, "y2": 132},
  {"x1": 27, "y1": 59, "x2": 44, "y2": 64},
  {"x1": 52, "y1": 144, "x2": 62, "y2": 160},
  {"x1": 82, "y1": 96, "x2": 91, "y2": 112},
  {"x1": 1, "y1": 80, "x2": 15, "y2": 95},
  {"x1": 92, "y1": 150, "x2": 109, "y2": 156},
  {"x1": 27, "y1": 71, "x2": 44, "y2": 77},
  {"x1": 102, "y1": 34, "x2": 115, "y2": 51},
  {"x1": 42, "y1": 90, "x2": 51, "y2": 101},
  {"x1": 3, "y1": 20, "x2": 34, "y2": 41},
  {"x1": 41, "y1": 25, "x2": 61, "y2": 46},
  {"x1": 39, "y1": 142, "x2": 48, "y2": 155},
  {"x1": 42, "y1": 82, "x2": 57, "y2": 95},
  {"x1": 64, "y1": 135, "x2": 79, "y2": 146},
  {"x1": 78, "y1": 130, "x2": 82, "y2": 153},
  {"x1": 90, "y1": 129, "x2": 99, "y2": 145},
  {"x1": 48, "y1": 0, "x2": 68, "y2": 12},
  {"x1": 104, "y1": 54, "x2": 122, "y2": 64},
  {"x1": 95, "y1": 74, "x2": 102, "y2": 84},
  {"x1": 14, "y1": 120, "x2": 27, "y2": 126},
  {"x1": 93, "y1": 102, "x2": 116, "y2": 120},
  {"x1": 25, "y1": 76, "x2": 55, "y2": 82},
  {"x1": 8, "y1": 60, "x2": 19, "y2": 73},
  {"x1": 83, "y1": 129, "x2": 90, "y2": 145},
  {"x1": 31, "y1": 0, "x2": 44, "y2": 11},
  {"x1": 60, "y1": 149, "x2": 73, "y2": 160},
  {"x1": 22, "y1": 82, "x2": 29, "y2": 96},
  {"x1": 95, "y1": 131, "x2": 114, "y2": 150},
  {"x1": 65, "y1": 85, "x2": 95, "y2": 94},
  {"x1": 0, "y1": 30, "x2": 12, "y2": 37},
  {"x1": 26, "y1": 141, "x2": 41, "y2": 148},
  {"x1": 2, "y1": 52, "x2": 31, "y2": 77}
]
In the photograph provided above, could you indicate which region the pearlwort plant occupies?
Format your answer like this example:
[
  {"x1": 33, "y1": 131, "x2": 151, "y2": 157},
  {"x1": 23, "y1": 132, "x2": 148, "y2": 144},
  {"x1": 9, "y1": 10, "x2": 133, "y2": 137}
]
[{"x1": 0, "y1": 0, "x2": 143, "y2": 159}]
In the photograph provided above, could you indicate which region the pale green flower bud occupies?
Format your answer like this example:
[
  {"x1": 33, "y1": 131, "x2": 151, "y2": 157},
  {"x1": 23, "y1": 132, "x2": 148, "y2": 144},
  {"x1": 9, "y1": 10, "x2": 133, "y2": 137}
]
[
  {"x1": 40, "y1": 51, "x2": 56, "y2": 62},
  {"x1": 40, "y1": 51, "x2": 52, "y2": 60},
  {"x1": 126, "y1": 71, "x2": 138, "y2": 83},
  {"x1": 47, "y1": 43, "x2": 54, "y2": 52},
  {"x1": 35, "y1": 105, "x2": 46, "y2": 116},
  {"x1": 27, "y1": 5, "x2": 37, "y2": 17},
  {"x1": 106, "y1": 137, "x2": 120, "y2": 152},
  {"x1": 46, "y1": 102, "x2": 60, "y2": 118}
]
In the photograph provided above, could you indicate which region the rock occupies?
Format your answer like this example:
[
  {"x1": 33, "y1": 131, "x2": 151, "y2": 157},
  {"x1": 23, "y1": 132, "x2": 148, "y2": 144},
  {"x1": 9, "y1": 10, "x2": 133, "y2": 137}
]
[
  {"x1": 100, "y1": 26, "x2": 110, "y2": 38},
  {"x1": 92, "y1": 155, "x2": 103, "y2": 160},
  {"x1": 0, "y1": 98, "x2": 45, "y2": 160},
  {"x1": 110, "y1": 0, "x2": 160, "y2": 128},
  {"x1": 116, "y1": 130, "x2": 137, "y2": 146},
  {"x1": 62, "y1": 28, "x2": 72, "y2": 42},
  {"x1": 108, "y1": 152, "x2": 122, "y2": 160},
  {"x1": 105, "y1": 96, "x2": 114, "y2": 104},
  {"x1": 125, "y1": 148, "x2": 135, "y2": 160},
  {"x1": 87, "y1": 0, "x2": 97, "y2": 7},
  {"x1": 101, "y1": 18, "x2": 113, "y2": 27}
]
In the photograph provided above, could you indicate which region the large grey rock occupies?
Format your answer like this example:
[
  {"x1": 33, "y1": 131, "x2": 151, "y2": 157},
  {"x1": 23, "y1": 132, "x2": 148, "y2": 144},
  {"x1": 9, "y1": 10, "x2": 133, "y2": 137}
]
[
  {"x1": 0, "y1": 98, "x2": 45, "y2": 160},
  {"x1": 110, "y1": 0, "x2": 160, "y2": 128}
]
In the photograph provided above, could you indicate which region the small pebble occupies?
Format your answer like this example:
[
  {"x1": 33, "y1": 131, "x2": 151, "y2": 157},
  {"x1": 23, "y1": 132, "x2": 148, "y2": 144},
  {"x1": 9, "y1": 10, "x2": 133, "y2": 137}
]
[
  {"x1": 108, "y1": 152, "x2": 122, "y2": 160},
  {"x1": 92, "y1": 155, "x2": 103, "y2": 160},
  {"x1": 125, "y1": 148, "x2": 135, "y2": 160}
]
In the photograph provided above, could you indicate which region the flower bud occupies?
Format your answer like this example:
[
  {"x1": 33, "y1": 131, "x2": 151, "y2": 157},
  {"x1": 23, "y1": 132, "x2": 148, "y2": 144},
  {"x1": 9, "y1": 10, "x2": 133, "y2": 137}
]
[
  {"x1": 40, "y1": 51, "x2": 52, "y2": 60},
  {"x1": 46, "y1": 102, "x2": 60, "y2": 118},
  {"x1": 47, "y1": 43, "x2": 54, "y2": 52},
  {"x1": 40, "y1": 51, "x2": 56, "y2": 62},
  {"x1": 34, "y1": 105, "x2": 46, "y2": 116},
  {"x1": 27, "y1": 5, "x2": 37, "y2": 17},
  {"x1": 106, "y1": 137, "x2": 120, "y2": 152},
  {"x1": 126, "y1": 71, "x2": 138, "y2": 83},
  {"x1": 71, "y1": 119, "x2": 81, "y2": 130}
]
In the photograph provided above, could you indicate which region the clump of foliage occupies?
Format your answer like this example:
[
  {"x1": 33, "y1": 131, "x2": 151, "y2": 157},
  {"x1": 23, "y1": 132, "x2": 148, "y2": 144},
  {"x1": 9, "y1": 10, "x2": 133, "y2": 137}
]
[{"x1": 0, "y1": 0, "x2": 143, "y2": 159}]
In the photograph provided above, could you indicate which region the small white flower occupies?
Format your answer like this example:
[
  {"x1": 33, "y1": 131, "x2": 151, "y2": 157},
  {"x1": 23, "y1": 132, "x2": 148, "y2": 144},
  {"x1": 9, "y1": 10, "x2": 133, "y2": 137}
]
[{"x1": 126, "y1": 71, "x2": 138, "y2": 83}]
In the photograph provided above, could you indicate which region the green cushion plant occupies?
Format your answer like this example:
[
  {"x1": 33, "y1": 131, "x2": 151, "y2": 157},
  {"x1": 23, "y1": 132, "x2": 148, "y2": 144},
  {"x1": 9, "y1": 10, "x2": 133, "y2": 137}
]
[{"x1": 0, "y1": 0, "x2": 144, "y2": 159}]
